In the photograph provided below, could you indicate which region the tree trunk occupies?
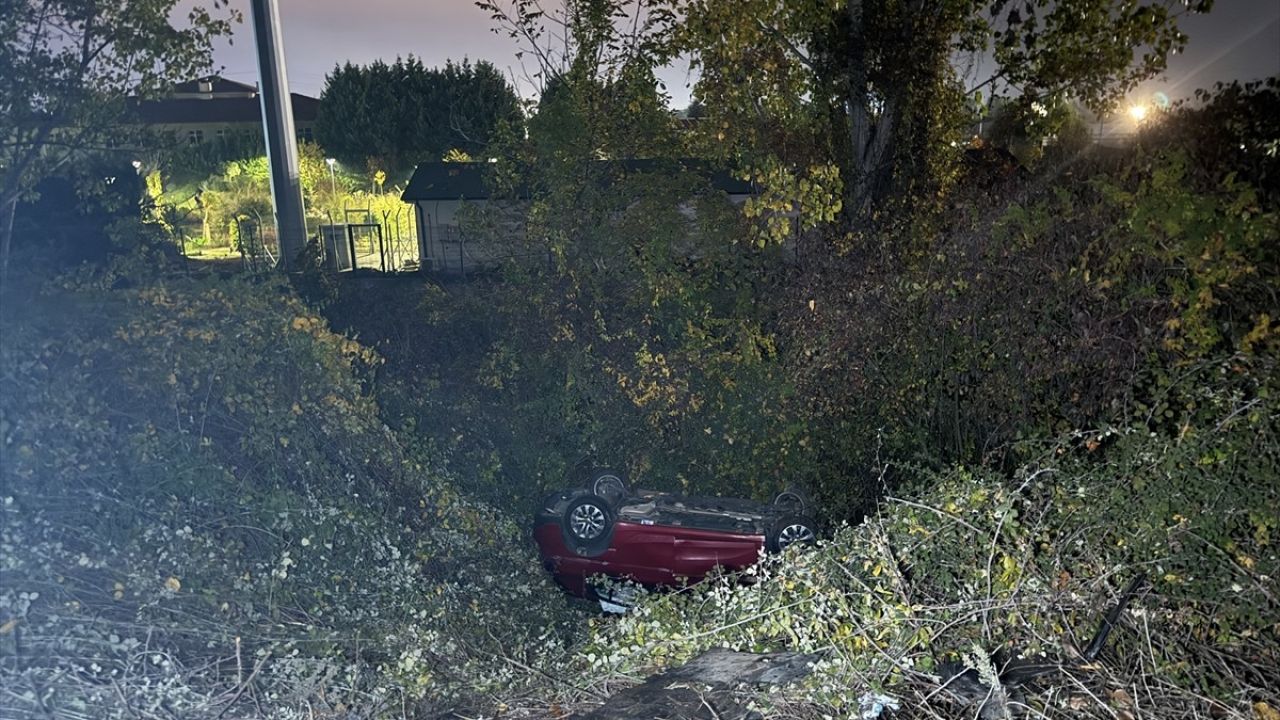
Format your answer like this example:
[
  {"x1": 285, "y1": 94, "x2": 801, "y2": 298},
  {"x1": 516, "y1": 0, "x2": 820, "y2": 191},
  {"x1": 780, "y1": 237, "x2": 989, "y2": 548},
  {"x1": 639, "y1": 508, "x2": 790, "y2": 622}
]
[
  {"x1": 837, "y1": 0, "x2": 899, "y2": 223},
  {"x1": 842, "y1": 0, "x2": 873, "y2": 218},
  {"x1": 0, "y1": 194, "x2": 18, "y2": 292},
  {"x1": 833, "y1": 0, "x2": 951, "y2": 225}
]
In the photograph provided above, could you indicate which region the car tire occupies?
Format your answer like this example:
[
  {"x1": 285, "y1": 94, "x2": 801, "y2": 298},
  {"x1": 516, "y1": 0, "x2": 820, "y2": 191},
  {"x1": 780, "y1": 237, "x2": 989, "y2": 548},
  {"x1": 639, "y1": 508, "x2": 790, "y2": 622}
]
[
  {"x1": 562, "y1": 494, "x2": 616, "y2": 558},
  {"x1": 772, "y1": 488, "x2": 812, "y2": 516},
  {"x1": 588, "y1": 468, "x2": 629, "y2": 507},
  {"x1": 767, "y1": 514, "x2": 818, "y2": 553}
]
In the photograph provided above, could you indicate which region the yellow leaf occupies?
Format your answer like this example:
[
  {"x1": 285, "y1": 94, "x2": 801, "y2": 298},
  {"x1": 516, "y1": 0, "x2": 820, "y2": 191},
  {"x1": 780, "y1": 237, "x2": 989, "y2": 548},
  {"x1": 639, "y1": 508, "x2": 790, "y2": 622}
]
[
  {"x1": 1256, "y1": 702, "x2": 1280, "y2": 720},
  {"x1": 0, "y1": 618, "x2": 18, "y2": 635},
  {"x1": 165, "y1": 576, "x2": 181, "y2": 593}
]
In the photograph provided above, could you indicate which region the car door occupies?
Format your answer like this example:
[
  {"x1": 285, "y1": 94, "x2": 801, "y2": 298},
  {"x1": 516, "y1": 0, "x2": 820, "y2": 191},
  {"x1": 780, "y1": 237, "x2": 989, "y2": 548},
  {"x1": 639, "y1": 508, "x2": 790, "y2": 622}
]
[
  {"x1": 601, "y1": 522, "x2": 678, "y2": 586},
  {"x1": 671, "y1": 527, "x2": 764, "y2": 583}
]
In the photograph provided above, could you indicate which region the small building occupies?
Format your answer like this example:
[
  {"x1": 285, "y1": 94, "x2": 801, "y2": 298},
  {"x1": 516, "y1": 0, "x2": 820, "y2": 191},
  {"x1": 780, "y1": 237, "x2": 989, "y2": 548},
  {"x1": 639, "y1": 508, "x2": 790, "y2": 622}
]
[
  {"x1": 132, "y1": 76, "x2": 319, "y2": 146},
  {"x1": 401, "y1": 160, "x2": 755, "y2": 275}
]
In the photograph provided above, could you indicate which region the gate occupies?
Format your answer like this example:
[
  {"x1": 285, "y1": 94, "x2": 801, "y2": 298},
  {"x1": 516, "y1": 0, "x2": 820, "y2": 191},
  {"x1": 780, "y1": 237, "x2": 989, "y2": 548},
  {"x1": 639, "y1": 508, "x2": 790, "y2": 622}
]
[
  {"x1": 237, "y1": 214, "x2": 277, "y2": 273},
  {"x1": 318, "y1": 204, "x2": 419, "y2": 274}
]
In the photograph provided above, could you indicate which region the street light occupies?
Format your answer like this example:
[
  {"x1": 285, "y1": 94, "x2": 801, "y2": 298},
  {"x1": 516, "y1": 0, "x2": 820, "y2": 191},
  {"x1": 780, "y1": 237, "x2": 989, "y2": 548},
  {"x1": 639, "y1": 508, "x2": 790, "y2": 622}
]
[
  {"x1": 1127, "y1": 104, "x2": 1148, "y2": 123},
  {"x1": 325, "y1": 157, "x2": 336, "y2": 194}
]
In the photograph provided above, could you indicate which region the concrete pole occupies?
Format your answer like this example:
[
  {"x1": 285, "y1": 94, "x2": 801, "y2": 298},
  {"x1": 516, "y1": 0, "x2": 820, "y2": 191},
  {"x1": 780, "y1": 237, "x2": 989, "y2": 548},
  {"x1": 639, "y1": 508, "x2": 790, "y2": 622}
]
[{"x1": 249, "y1": 0, "x2": 306, "y2": 271}]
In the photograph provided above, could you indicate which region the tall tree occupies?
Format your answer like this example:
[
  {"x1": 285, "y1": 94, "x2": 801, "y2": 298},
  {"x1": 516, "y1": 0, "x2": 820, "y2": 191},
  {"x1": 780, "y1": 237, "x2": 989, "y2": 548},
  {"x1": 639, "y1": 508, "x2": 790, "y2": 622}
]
[
  {"x1": 0, "y1": 0, "x2": 234, "y2": 286},
  {"x1": 675, "y1": 0, "x2": 1205, "y2": 224},
  {"x1": 313, "y1": 57, "x2": 522, "y2": 175}
]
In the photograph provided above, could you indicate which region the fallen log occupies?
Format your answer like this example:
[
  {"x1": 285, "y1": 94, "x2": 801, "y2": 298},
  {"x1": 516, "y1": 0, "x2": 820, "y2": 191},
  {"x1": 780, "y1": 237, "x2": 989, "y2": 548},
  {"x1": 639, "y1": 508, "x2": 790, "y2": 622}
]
[{"x1": 571, "y1": 648, "x2": 818, "y2": 720}]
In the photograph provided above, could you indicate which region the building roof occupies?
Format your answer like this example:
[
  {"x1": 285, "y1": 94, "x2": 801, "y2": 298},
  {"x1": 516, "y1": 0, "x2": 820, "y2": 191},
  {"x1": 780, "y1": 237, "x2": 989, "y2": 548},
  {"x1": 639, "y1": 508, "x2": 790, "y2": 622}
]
[
  {"x1": 170, "y1": 76, "x2": 259, "y2": 97},
  {"x1": 402, "y1": 159, "x2": 754, "y2": 202},
  {"x1": 402, "y1": 162, "x2": 498, "y2": 201},
  {"x1": 132, "y1": 92, "x2": 319, "y2": 125}
]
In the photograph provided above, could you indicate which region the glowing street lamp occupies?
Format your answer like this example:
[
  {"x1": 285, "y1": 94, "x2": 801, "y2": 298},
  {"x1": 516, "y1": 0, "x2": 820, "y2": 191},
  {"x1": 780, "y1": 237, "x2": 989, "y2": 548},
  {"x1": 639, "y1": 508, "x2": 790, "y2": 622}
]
[
  {"x1": 325, "y1": 157, "x2": 336, "y2": 194},
  {"x1": 1127, "y1": 104, "x2": 1148, "y2": 123}
]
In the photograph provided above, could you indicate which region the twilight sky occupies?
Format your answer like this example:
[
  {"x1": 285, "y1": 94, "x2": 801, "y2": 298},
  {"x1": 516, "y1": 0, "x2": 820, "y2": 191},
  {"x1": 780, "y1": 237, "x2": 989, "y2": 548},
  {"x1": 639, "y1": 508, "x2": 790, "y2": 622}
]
[{"x1": 205, "y1": 0, "x2": 1280, "y2": 108}]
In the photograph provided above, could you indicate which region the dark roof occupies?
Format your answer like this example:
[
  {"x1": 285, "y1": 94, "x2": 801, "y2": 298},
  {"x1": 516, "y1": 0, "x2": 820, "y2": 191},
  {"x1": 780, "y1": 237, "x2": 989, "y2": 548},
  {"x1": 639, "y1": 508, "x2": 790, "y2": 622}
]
[
  {"x1": 171, "y1": 76, "x2": 259, "y2": 96},
  {"x1": 402, "y1": 163, "x2": 497, "y2": 201},
  {"x1": 133, "y1": 93, "x2": 319, "y2": 125},
  {"x1": 402, "y1": 159, "x2": 754, "y2": 202}
]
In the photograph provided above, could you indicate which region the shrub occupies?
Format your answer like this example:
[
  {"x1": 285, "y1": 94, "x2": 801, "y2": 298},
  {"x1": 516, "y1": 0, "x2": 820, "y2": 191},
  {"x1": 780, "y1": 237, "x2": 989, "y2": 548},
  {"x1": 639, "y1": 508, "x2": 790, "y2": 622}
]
[
  {"x1": 0, "y1": 271, "x2": 580, "y2": 718},
  {"x1": 547, "y1": 355, "x2": 1278, "y2": 717}
]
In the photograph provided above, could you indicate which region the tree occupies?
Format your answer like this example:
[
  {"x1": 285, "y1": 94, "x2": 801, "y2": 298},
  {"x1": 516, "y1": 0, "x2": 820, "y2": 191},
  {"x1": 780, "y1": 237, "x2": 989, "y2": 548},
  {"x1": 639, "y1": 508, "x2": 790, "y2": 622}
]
[
  {"x1": 373, "y1": 2, "x2": 805, "y2": 502},
  {"x1": 313, "y1": 57, "x2": 522, "y2": 175},
  {"x1": 0, "y1": 0, "x2": 234, "y2": 286},
  {"x1": 674, "y1": 0, "x2": 1205, "y2": 224}
]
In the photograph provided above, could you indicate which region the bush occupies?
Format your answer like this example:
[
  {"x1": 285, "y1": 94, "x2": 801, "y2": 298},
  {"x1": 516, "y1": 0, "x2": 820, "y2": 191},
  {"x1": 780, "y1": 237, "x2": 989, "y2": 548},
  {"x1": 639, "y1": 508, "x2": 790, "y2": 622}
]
[
  {"x1": 542, "y1": 355, "x2": 1278, "y2": 717},
  {"x1": 0, "y1": 270, "x2": 580, "y2": 718},
  {"x1": 779, "y1": 141, "x2": 1278, "y2": 518}
]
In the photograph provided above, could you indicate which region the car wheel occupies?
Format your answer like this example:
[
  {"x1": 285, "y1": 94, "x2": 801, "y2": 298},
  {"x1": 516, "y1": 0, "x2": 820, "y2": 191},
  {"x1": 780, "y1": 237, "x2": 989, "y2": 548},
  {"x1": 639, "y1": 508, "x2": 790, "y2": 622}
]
[
  {"x1": 589, "y1": 468, "x2": 629, "y2": 507},
  {"x1": 767, "y1": 515, "x2": 818, "y2": 553},
  {"x1": 773, "y1": 488, "x2": 811, "y2": 516},
  {"x1": 562, "y1": 494, "x2": 615, "y2": 557}
]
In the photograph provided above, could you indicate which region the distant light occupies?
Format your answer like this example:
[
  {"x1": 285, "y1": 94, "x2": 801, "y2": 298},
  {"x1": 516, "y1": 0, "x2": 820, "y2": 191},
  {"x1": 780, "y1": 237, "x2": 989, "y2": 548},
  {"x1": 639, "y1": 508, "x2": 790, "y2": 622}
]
[
  {"x1": 131, "y1": 159, "x2": 142, "y2": 170},
  {"x1": 325, "y1": 157, "x2": 336, "y2": 167},
  {"x1": 1127, "y1": 104, "x2": 1148, "y2": 122}
]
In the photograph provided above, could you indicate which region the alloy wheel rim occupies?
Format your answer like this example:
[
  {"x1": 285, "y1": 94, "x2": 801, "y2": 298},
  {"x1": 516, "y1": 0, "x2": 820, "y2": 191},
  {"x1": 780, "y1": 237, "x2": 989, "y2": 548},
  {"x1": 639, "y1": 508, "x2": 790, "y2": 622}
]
[
  {"x1": 570, "y1": 504, "x2": 607, "y2": 540},
  {"x1": 777, "y1": 523, "x2": 815, "y2": 549}
]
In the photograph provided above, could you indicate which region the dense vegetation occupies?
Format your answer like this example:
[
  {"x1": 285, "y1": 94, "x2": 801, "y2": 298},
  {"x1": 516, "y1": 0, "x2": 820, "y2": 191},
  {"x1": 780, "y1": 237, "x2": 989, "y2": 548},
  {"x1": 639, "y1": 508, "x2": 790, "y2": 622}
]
[
  {"x1": 0, "y1": 0, "x2": 234, "y2": 283},
  {"x1": 315, "y1": 57, "x2": 522, "y2": 175},
  {"x1": 0, "y1": 261, "x2": 580, "y2": 717},
  {"x1": 141, "y1": 144, "x2": 416, "y2": 256}
]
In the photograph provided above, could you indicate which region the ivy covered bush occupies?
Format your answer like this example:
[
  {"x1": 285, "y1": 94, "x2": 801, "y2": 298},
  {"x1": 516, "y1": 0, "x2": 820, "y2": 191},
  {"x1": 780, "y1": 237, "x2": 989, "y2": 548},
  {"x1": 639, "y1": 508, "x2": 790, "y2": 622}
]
[{"x1": 0, "y1": 272, "x2": 580, "y2": 718}]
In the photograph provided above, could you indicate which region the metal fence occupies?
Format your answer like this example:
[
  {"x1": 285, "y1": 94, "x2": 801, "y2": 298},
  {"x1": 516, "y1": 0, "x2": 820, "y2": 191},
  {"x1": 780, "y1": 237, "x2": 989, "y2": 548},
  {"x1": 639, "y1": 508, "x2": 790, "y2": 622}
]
[{"x1": 318, "y1": 204, "x2": 419, "y2": 274}]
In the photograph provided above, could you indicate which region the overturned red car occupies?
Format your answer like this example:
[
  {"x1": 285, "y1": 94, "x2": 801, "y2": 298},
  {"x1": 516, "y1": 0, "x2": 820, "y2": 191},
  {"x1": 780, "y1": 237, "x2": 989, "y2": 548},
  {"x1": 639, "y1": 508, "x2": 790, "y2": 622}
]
[{"x1": 533, "y1": 469, "x2": 818, "y2": 601}]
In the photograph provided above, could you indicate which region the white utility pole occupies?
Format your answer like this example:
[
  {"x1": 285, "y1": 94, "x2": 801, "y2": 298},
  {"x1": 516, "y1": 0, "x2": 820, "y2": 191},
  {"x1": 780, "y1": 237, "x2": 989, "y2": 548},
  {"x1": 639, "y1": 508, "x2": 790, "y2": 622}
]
[{"x1": 249, "y1": 0, "x2": 306, "y2": 271}]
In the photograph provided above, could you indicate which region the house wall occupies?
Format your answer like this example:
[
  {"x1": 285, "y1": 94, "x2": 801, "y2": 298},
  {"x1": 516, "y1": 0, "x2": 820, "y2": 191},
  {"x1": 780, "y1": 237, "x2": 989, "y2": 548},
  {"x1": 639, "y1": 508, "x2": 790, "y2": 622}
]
[
  {"x1": 154, "y1": 121, "x2": 316, "y2": 146},
  {"x1": 414, "y1": 191, "x2": 754, "y2": 275},
  {"x1": 413, "y1": 198, "x2": 530, "y2": 275},
  {"x1": 415, "y1": 199, "x2": 464, "y2": 274}
]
